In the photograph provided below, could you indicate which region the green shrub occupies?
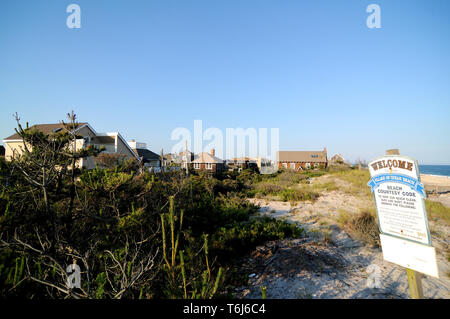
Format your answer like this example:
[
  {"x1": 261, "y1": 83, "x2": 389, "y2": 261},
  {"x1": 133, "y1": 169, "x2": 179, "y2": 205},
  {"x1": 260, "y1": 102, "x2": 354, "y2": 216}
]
[
  {"x1": 301, "y1": 170, "x2": 326, "y2": 178},
  {"x1": 280, "y1": 188, "x2": 319, "y2": 202},
  {"x1": 278, "y1": 170, "x2": 308, "y2": 184},
  {"x1": 254, "y1": 182, "x2": 283, "y2": 196},
  {"x1": 210, "y1": 217, "x2": 303, "y2": 261}
]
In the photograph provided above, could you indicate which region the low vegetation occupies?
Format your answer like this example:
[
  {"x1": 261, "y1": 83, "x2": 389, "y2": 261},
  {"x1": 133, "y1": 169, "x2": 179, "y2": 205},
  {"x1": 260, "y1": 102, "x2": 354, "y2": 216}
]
[
  {"x1": 330, "y1": 169, "x2": 372, "y2": 197},
  {"x1": 0, "y1": 114, "x2": 302, "y2": 299},
  {"x1": 426, "y1": 200, "x2": 450, "y2": 225},
  {"x1": 248, "y1": 170, "x2": 320, "y2": 203},
  {"x1": 3, "y1": 114, "x2": 446, "y2": 299}
]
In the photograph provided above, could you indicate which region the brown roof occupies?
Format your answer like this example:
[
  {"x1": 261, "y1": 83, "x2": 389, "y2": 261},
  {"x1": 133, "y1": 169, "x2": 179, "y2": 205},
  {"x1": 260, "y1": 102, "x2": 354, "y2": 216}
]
[
  {"x1": 330, "y1": 153, "x2": 345, "y2": 162},
  {"x1": 4, "y1": 123, "x2": 88, "y2": 141},
  {"x1": 277, "y1": 150, "x2": 327, "y2": 163},
  {"x1": 192, "y1": 152, "x2": 223, "y2": 164}
]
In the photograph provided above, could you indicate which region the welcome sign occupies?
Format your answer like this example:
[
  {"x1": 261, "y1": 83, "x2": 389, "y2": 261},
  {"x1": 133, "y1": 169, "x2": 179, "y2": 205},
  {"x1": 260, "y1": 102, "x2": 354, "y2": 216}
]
[
  {"x1": 368, "y1": 155, "x2": 431, "y2": 245},
  {"x1": 368, "y1": 154, "x2": 439, "y2": 278}
]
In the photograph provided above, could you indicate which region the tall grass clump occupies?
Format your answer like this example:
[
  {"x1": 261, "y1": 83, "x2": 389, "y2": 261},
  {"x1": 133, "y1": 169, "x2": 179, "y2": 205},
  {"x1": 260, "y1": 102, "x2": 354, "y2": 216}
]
[{"x1": 347, "y1": 211, "x2": 380, "y2": 247}]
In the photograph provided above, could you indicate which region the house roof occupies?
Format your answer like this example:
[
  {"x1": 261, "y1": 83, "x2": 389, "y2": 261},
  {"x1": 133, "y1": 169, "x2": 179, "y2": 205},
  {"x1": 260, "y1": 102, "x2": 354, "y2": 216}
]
[
  {"x1": 192, "y1": 152, "x2": 224, "y2": 164},
  {"x1": 277, "y1": 150, "x2": 327, "y2": 163},
  {"x1": 330, "y1": 153, "x2": 345, "y2": 162},
  {"x1": 132, "y1": 148, "x2": 160, "y2": 162},
  {"x1": 164, "y1": 153, "x2": 181, "y2": 161},
  {"x1": 3, "y1": 123, "x2": 89, "y2": 141}
]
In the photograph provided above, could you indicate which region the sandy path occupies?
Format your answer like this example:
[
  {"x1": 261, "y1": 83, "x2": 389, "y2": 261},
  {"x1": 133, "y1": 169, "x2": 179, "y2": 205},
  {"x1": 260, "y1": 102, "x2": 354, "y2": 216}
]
[{"x1": 237, "y1": 177, "x2": 450, "y2": 299}]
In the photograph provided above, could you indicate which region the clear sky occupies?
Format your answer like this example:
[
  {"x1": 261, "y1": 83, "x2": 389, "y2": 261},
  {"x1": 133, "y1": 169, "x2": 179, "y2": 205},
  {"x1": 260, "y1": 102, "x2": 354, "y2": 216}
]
[{"x1": 1, "y1": 0, "x2": 449, "y2": 164}]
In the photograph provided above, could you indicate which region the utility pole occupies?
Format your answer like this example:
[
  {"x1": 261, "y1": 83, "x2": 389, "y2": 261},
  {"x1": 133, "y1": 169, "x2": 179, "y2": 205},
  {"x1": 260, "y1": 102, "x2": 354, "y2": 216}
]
[
  {"x1": 184, "y1": 140, "x2": 190, "y2": 176},
  {"x1": 160, "y1": 148, "x2": 164, "y2": 173}
]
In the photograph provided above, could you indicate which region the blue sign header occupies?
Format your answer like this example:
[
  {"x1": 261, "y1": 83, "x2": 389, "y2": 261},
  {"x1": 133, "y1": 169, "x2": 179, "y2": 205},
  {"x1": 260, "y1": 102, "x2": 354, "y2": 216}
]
[{"x1": 367, "y1": 173, "x2": 426, "y2": 198}]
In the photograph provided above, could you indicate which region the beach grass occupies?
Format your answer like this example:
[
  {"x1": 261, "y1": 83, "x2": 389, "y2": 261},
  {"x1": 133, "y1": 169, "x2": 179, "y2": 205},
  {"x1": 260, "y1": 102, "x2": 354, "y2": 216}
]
[
  {"x1": 337, "y1": 209, "x2": 380, "y2": 246},
  {"x1": 330, "y1": 169, "x2": 372, "y2": 197},
  {"x1": 252, "y1": 170, "x2": 319, "y2": 202},
  {"x1": 310, "y1": 180, "x2": 339, "y2": 192},
  {"x1": 426, "y1": 200, "x2": 450, "y2": 225}
]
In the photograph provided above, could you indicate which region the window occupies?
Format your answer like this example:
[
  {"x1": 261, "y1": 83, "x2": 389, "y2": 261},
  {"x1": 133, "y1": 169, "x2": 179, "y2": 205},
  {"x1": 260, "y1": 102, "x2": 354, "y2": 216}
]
[{"x1": 311, "y1": 154, "x2": 318, "y2": 158}]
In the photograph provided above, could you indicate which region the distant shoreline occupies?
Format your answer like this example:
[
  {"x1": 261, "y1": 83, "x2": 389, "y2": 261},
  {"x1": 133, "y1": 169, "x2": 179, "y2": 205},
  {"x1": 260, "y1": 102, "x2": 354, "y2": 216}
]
[
  {"x1": 421, "y1": 173, "x2": 450, "y2": 179},
  {"x1": 419, "y1": 165, "x2": 450, "y2": 178}
]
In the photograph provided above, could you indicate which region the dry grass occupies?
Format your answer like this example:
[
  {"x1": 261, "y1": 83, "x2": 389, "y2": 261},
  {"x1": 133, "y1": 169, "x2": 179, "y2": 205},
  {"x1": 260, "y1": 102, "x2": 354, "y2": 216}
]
[
  {"x1": 310, "y1": 180, "x2": 339, "y2": 193},
  {"x1": 331, "y1": 169, "x2": 372, "y2": 197},
  {"x1": 337, "y1": 210, "x2": 380, "y2": 247},
  {"x1": 337, "y1": 209, "x2": 352, "y2": 228},
  {"x1": 349, "y1": 211, "x2": 380, "y2": 246},
  {"x1": 426, "y1": 200, "x2": 450, "y2": 225}
]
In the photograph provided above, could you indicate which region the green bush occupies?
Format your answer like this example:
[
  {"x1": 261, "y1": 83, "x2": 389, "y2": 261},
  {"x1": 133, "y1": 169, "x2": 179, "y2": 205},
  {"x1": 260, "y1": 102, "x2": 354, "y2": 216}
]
[
  {"x1": 301, "y1": 170, "x2": 326, "y2": 178},
  {"x1": 280, "y1": 188, "x2": 319, "y2": 202},
  {"x1": 210, "y1": 217, "x2": 303, "y2": 261},
  {"x1": 254, "y1": 182, "x2": 283, "y2": 196}
]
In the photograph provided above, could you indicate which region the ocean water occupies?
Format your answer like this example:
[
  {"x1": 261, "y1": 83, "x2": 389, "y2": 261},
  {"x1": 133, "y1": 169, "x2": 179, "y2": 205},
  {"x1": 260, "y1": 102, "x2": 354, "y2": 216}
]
[{"x1": 419, "y1": 165, "x2": 450, "y2": 177}]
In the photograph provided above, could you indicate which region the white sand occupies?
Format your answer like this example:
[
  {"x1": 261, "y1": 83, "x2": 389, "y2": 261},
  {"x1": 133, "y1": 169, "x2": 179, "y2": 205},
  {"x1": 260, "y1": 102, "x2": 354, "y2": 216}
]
[
  {"x1": 421, "y1": 174, "x2": 450, "y2": 187},
  {"x1": 241, "y1": 175, "x2": 450, "y2": 299}
]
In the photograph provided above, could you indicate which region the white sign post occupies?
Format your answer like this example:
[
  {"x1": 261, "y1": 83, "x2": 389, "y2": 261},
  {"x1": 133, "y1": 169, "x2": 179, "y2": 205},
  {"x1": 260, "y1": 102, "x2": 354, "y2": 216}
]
[{"x1": 368, "y1": 151, "x2": 439, "y2": 298}]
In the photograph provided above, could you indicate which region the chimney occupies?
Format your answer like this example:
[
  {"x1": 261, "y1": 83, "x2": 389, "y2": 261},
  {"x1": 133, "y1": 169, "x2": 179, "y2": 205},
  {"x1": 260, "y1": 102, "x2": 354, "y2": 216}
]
[{"x1": 210, "y1": 149, "x2": 215, "y2": 156}]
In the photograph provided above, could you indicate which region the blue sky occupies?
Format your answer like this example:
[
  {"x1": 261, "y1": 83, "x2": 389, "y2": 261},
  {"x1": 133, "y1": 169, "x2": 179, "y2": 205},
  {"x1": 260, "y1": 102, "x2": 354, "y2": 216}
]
[{"x1": 0, "y1": 0, "x2": 449, "y2": 164}]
